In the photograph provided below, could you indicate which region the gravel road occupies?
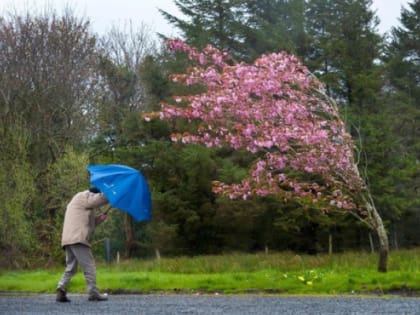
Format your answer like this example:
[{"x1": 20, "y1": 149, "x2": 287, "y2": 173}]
[{"x1": 1, "y1": 294, "x2": 419, "y2": 315}]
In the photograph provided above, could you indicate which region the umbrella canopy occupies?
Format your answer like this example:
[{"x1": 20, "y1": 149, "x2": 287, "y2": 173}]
[{"x1": 87, "y1": 164, "x2": 151, "y2": 222}]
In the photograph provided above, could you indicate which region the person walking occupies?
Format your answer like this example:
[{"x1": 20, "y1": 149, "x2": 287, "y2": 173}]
[{"x1": 56, "y1": 187, "x2": 109, "y2": 302}]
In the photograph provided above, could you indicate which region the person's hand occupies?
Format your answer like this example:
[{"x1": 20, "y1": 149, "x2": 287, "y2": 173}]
[{"x1": 98, "y1": 213, "x2": 108, "y2": 222}]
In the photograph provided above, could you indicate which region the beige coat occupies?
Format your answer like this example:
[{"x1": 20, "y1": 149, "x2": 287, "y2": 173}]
[{"x1": 61, "y1": 190, "x2": 108, "y2": 248}]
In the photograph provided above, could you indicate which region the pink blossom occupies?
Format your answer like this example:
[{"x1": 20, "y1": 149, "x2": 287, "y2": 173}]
[
  {"x1": 198, "y1": 53, "x2": 207, "y2": 65},
  {"x1": 149, "y1": 39, "x2": 364, "y2": 211},
  {"x1": 304, "y1": 166, "x2": 313, "y2": 173}
]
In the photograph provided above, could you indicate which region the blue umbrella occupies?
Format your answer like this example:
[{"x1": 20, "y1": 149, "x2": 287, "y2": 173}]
[{"x1": 87, "y1": 164, "x2": 151, "y2": 222}]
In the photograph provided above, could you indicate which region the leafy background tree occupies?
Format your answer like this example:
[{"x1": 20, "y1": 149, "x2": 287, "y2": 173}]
[
  {"x1": 0, "y1": 8, "x2": 100, "y2": 266},
  {"x1": 380, "y1": 0, "x2": 420, "y2": 248},
  {"x1": 242, "y1": 0, "x2": 307, "y2": 61},
  {"x1": 159, "y1": 0, "x2": 248, "y2": 57},
  {"x1": 0, "y1": 122, "x2": 34, "y2": 267}
]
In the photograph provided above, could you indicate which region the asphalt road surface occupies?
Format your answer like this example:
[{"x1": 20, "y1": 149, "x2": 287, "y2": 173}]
[{"x1": 0, "y1": 294, "x2": 419, "y2": 315}]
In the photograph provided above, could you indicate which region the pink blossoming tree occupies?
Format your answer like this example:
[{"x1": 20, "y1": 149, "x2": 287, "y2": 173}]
[{"x1": 144, "y1": 39, "x2": 389, "y2": 272}]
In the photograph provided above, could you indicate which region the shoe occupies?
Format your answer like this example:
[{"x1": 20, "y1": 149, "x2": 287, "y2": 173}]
[
  {"x1": 88, "y1": 293, "x2": 108, "y2": 302},
  {"x1": 56, "y1": 288, "x2": 71, "y2": 302}
]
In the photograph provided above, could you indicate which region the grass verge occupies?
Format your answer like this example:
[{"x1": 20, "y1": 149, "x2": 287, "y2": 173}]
[{"x1": 0, "y1": 249, "x2": 419, "y2": 296}]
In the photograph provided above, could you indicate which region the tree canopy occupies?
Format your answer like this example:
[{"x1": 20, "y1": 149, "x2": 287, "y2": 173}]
[{"x1": 147, "y1": 40, "x2": 363, "y2": 208}]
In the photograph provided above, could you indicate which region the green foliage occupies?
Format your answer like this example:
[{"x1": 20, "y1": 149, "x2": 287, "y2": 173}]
[
  {"x1": 96, "y1": 57, "x2": 137, "y2": 145},
  {"x1": 38, "y1": 148, "x2": 92, "y2": 262},
  {"x1": 305, "y1": 0, "x2": 382, "y2": 104},
  {"x1": 139, "y1": 55, "x2": 171, "y2": 110},
  {"x1": 0, "y1": 9, "x2": 101, "y2": 265},
  {"x1": 242, "y1": 0, "x2": 307, "y2": 60},
  {"x1": 160, "y1": 0, "x2": 248, "y2": 56},
  {"x1": 386, "y1": 0, "x2": 420, "y2": 102},
  {"x1": 145, "y1": 143, "x2": 219, "y2": 254},
  {"x1": 357, "y1": 0, "x2": 420, "y2": 248},
  {"x1": 0, "y1": 123, "x2": 35, "y2": 268},
  {"x1": 45, "y1": 147, "x2": 91, "y2": 210},
  {"x1": 0, "y1": 10, "x2": 98, "y2": 172},
  {"x1": 217, "y1": 159, "x2": 248, "y2": 184}
]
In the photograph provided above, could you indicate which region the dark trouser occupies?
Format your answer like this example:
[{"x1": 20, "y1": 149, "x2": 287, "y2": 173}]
[{"x1": 57, "y1": 243, "x2": 100, "y2": 296}]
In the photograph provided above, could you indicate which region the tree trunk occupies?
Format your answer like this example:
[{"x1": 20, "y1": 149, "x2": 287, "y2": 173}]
[
  {"x1": 368, "y1": 233, "x2": 374, "y2": 253},
  {"x1": 155, "y1": 248, "x2": 161, "y2": 260},
  {"x1": 393, "y1": 230, "x2": 399, "y2": 250},
  {"x1": 124, "y1": 213, "x2": 135, "y2": 258},
  {"x1": 351, "y1": 160, "x2": 389, "y2": 273},
  {"x1": 328, "y1": 234, "x2": 333, "y2": 255},
  {"x1": 363, "y1": 192, "x2": 389, "y2": 273}
]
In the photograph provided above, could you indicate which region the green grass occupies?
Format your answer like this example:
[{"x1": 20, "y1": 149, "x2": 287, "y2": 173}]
[{"x1": 0, "y1": 249, "x2": 419, "y2": 296}]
